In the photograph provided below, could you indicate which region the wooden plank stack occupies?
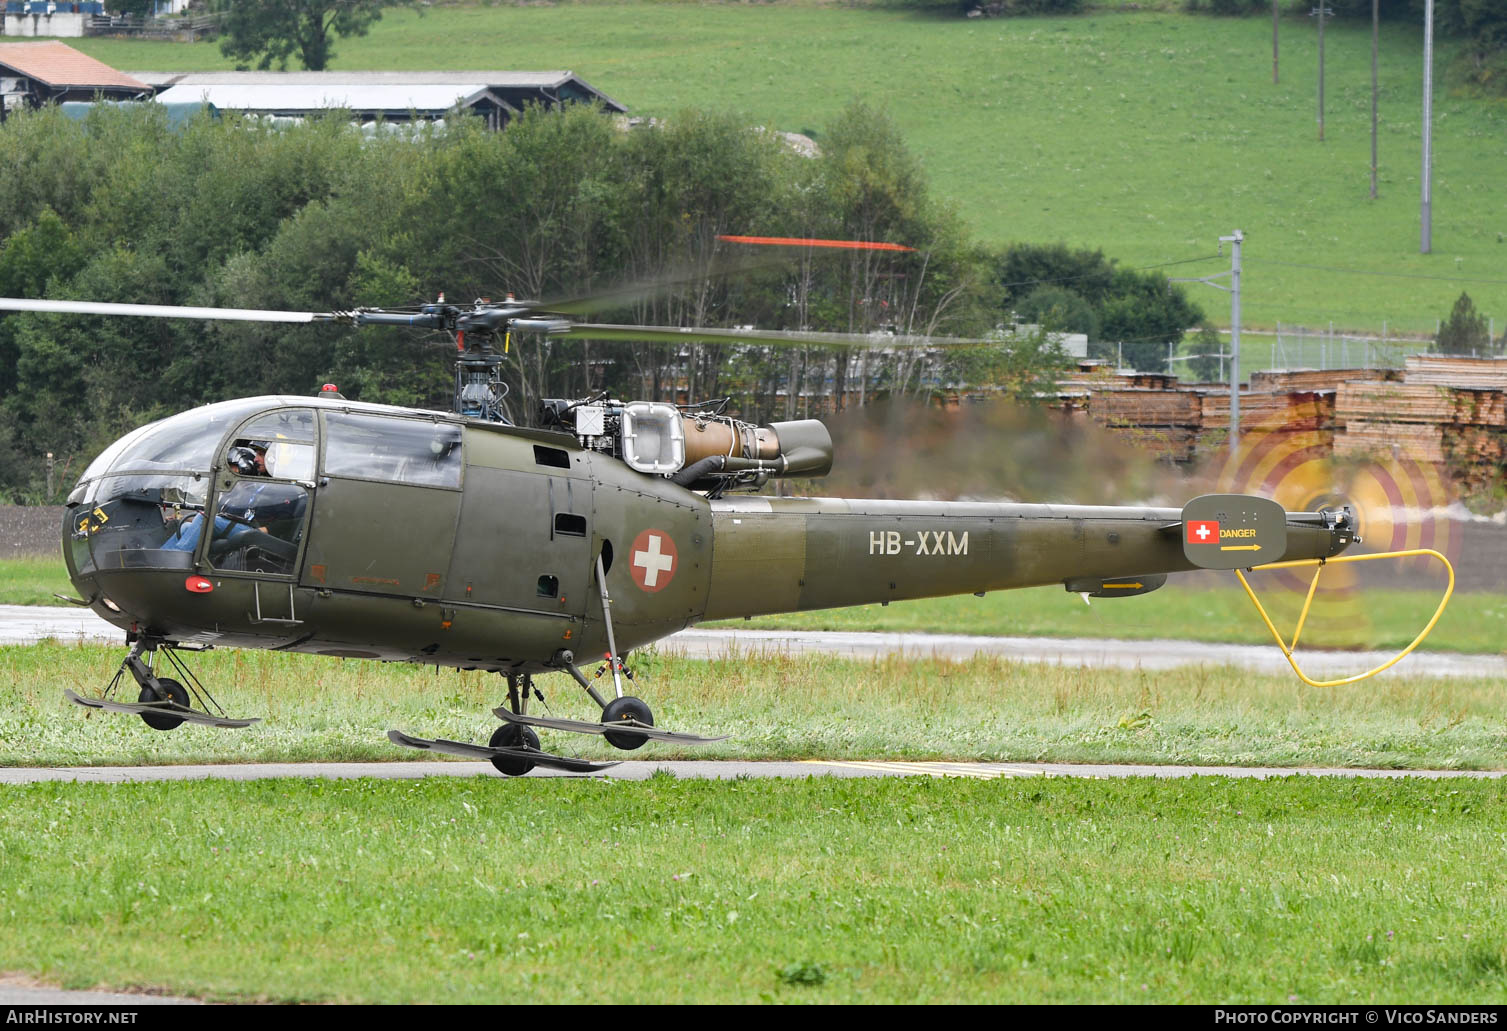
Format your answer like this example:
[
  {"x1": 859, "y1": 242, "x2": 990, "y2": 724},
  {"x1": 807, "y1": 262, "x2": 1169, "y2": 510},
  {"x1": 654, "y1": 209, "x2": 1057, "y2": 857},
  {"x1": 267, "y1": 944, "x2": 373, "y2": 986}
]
[
  {"x1": 1336, "y1": 382, "x2": 1507, "y2": 428},
  {"x1": 1403, "y1": 355, "x2": 1507, "y2": 389},
  {"x1": 1251, "y1": 368, "x2": 1398, "y2": 392},
  {"x1": 1201, "y1": 389, "x2": 1335, "y2": 433},
  {"x1": 1087, "y1": 389, "x2": 1201, "y2": 427},
  {"x1": 1334, "y1": 420, "x2": 1447, "y2": 462},
  {"x1": 1057, "y1": 356, "x2": 1505, "y2": 500}
]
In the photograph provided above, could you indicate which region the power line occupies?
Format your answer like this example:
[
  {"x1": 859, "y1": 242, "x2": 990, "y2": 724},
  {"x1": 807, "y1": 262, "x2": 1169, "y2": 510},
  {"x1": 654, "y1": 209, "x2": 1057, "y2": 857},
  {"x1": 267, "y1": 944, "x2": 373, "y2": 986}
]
[{"x1": 1247, "y1": 258, "x2": 1507, "y2": 286}]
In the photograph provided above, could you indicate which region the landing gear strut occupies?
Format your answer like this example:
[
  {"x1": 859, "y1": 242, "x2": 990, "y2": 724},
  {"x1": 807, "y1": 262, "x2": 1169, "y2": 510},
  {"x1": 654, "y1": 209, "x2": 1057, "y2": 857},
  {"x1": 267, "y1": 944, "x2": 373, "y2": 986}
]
[{"x1": 64, "y1": 640, "x2": 260, "y2": 730}]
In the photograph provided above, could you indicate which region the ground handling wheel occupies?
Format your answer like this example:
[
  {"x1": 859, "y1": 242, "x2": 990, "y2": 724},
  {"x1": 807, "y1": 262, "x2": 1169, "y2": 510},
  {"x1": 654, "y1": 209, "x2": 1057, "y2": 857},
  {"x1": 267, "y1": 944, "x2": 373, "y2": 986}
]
[
  {"x1": 488, "y1": 723, "x2": 540, "y2": 776},
  {"x1": 600, "y1": 696, "x2": 654, "y2": 751},
  {"x1": 137, "y1": 677, "x2": 190, "y2": 731}
]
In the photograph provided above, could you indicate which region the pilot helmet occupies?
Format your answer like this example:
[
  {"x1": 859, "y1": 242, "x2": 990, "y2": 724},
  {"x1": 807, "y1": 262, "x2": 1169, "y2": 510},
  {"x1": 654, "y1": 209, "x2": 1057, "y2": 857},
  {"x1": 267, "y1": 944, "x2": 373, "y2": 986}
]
[{"x1": 228, "y1": 446, "x2": 261, "y2": 476}]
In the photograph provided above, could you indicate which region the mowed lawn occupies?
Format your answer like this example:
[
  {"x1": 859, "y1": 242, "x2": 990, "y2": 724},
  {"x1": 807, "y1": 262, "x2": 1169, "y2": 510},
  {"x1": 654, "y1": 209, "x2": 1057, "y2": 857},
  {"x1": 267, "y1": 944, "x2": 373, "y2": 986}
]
[
  {"x1": 6, "y1": 642, "x2": 1504, "y2": 769},
  {"x1": 69, "y1": 2, "x2": 1507, "y2": 334},
  {"x1": 2, "y1": 776, "x2": 1505, "y2": 1003}
]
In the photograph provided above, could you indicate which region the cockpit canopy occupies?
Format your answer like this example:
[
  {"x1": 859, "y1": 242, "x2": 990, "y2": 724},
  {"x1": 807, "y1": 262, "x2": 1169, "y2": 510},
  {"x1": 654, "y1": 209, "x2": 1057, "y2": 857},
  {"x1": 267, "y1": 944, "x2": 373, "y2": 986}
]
[{"x1": 65, "y1": 396, "x2": 463, "y2": 580}]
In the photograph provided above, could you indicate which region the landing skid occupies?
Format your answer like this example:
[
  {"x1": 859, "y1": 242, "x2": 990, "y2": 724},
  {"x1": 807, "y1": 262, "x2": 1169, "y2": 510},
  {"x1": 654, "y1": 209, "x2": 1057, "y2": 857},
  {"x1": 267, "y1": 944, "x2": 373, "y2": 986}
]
[
  {"x1": 386, "y1": 729, "x2": 620, "y2": 774},
  {"x1": 64, "y1": 688, "x2": 260, "y2": 729},
  {"x1": 492, "y1": 708, "x2": 728, "y2": 746}
]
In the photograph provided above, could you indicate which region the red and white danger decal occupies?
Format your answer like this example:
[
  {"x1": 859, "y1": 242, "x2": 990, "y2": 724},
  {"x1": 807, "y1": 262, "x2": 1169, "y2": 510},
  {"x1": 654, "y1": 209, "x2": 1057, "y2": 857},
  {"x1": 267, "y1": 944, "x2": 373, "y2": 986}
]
[
  {"x1": 629, "y1": 529, "x2": 678, "y2": 592},
  {"x1": 1186, "y1": 519, "x2": 1220, "y2": 545}
]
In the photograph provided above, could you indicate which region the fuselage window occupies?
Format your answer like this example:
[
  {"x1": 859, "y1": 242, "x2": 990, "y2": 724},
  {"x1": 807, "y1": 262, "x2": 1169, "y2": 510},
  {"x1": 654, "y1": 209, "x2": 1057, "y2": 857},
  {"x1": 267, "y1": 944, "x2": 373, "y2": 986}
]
[
  {"x1": 323, "y1": 413, "x2": 463, "y2": 489},
  {"x1": 533, "y1": 446, "x2": 570, "y2": 470},
  {"x1": 554, "y1": 513, "x2": 587, "y2": 537}
]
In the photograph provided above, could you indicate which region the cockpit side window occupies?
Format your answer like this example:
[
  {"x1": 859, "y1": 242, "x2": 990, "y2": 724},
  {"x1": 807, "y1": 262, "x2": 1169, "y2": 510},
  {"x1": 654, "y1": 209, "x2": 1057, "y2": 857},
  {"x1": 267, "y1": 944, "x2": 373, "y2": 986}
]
[
  {"x1": 322, "y1": 413, "x2": 463, "y2": 489},
  {"x1": 204, "y1": 480, "x2": 309, "y2": 575},
  {"x1": 229, "y1": 409, "x2": 317, "y2": 483}
]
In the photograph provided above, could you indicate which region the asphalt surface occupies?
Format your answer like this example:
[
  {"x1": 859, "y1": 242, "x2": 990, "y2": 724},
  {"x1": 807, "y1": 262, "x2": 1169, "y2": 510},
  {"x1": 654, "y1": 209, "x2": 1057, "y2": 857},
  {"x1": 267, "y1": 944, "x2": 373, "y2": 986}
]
[
  {"x1": 0, "y1": 977, "x2": 201, "y2": 1006},
  {"x1": 2, "y1": 758, "x2": 1503, "y2": 785},
  {"x1": 4, "y1": 604, "x2": 1504, "y2": 679}
]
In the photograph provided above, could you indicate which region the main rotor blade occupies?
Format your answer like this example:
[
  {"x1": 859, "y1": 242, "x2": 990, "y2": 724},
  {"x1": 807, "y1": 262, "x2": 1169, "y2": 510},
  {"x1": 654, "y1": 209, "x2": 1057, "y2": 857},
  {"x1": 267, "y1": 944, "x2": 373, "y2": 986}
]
[
  {"x1": 0, "y1": 297, "x2": 332, "y2": 323},
  {"x1": 718, "y1": 235, "x2": 917, "y2": 253},
  {"x1": 555, "y1": 322, "x2": 990, "y2": 350},
  {"x1": 539, "y1": 252, "x2": 799, "y2": 318}
]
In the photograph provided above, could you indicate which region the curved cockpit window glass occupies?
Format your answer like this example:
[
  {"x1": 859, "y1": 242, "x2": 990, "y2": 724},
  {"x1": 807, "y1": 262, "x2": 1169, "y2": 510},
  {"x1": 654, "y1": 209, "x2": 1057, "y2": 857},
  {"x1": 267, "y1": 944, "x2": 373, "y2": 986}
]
[
  {"x1": 78, "y1": 423, "x2": 155, "y2": 484},
  {"x1": 70, "y1": 473, "x2": 211, "y2": 574},
  {"x1": 202, "y1": 480, "x2": 309, "y2": 576},
  {"x1": 239, "y1": 409, "x2": 316, "y2": 444},
  {"x1": 226, "y1": 411, "x2": 318, "y2": 484},
  {"x1": 323, "y1": 413, "x2": 463, "y2": 489},
  {"x1": 105, "y1": 399, "x2": 271, "y2": 476}
]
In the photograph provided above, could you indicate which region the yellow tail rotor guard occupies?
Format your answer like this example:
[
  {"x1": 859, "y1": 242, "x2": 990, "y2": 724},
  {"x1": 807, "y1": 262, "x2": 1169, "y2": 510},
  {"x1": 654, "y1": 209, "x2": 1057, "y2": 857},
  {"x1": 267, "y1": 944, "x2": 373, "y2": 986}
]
[{"x1": 1233, "y1": 549, "x2": 1455, "y2": 688}]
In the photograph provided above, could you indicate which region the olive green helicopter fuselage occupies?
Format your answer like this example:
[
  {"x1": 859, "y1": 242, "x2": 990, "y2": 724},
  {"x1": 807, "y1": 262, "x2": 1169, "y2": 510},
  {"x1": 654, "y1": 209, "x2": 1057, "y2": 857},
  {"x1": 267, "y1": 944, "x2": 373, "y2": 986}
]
[{"x1": 64, "y1": 393, "x2": 1354, "y2": 675}]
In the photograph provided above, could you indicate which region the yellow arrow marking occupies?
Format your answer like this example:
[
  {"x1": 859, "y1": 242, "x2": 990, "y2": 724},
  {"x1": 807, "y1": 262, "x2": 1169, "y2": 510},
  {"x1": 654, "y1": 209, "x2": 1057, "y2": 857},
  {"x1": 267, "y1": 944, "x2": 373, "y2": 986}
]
[
  {"x1": 1102, "y1": 582, "x2": 1143, "y2": 589},
  {"x1": 1221, "y1": 544, "x2": 1262, "y2": 552}
]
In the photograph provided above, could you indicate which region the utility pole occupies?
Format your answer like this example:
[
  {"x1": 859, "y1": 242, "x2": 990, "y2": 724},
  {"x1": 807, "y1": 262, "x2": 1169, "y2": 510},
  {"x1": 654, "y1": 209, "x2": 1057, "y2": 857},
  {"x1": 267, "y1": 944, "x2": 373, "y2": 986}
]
[
  {"x1": 1422, "y1": 0, "x2": 1435, "y2": 253},
  {"x1": 1224, "y1": 231, "x2": 1243, "y2": 449},
  {"x1": 1312, "y1": 4, "x2": 1332, "y2": 141},
  {"x1": 45, "y1": 452, "x2": 54, "y2": 498},
  {"x1": 1371, "y1": 0, "x2": 1379, "y2": 198},
  {"x1": 1273, "y1": 0, "x2": 1280, "y2": 83}
]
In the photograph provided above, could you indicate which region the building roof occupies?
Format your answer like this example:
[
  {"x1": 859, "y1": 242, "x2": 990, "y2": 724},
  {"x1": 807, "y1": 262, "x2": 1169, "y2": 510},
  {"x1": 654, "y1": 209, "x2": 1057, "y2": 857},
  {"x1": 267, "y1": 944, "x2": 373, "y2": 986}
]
[
  {"x1": 0, "y1": 41, "x2": 147, "y2": 92},
  {"x1": 131, "y1": 70, "x2": 625, "y2": 112},
  {"x1": 153, "y1": 82, "x2": 514, "y2": 117}
]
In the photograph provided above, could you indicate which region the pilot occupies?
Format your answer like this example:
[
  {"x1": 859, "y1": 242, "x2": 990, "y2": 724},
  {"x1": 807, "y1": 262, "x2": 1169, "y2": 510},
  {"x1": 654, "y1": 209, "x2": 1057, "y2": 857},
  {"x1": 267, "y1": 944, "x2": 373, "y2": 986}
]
[
  {"x1": 161, "y1": 443, "x2": 286, "y2": 557},
  {"x1": 227, "y1": 443, "x2": 269, "y2": 477}
]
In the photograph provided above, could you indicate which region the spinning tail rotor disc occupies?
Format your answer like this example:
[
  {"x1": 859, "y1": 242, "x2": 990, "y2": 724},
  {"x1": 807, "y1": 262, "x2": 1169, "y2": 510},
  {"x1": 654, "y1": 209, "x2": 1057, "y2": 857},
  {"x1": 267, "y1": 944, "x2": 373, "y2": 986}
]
[{"x1": 1212, "y1": 410, "x2": 1459, "y2": 652}]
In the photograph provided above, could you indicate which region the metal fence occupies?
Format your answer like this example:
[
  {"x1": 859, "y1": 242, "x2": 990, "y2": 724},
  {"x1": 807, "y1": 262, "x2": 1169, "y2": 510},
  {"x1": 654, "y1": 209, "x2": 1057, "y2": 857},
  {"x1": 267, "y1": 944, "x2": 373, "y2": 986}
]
[{"x1": 1262, "y1": 322, "x2": 1505, "y2": 371}]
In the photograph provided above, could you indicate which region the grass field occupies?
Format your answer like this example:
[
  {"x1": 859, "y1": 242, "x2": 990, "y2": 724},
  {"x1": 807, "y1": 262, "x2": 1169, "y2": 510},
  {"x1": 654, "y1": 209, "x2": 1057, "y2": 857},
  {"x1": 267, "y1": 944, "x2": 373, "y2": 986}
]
[
  {"x1": 0, "y1": 555, "x2": 73, "y2": 607},
  {"x1": 2, "y1": 775, "x2": 1506, "y2": 1002},
  {"x1": 6, "y1": 641, "x2": 1503, "y2": 769},
  {"x1": 66, "y1": 2, "x2": 1507, "y2": 336}
]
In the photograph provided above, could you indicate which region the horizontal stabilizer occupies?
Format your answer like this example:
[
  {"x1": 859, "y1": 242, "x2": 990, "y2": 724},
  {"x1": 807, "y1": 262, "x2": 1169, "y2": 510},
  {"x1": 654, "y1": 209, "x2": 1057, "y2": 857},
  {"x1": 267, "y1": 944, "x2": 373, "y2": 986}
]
[{"x1": 1064, "y1": 573, "x2": 1167, "y2": 598}]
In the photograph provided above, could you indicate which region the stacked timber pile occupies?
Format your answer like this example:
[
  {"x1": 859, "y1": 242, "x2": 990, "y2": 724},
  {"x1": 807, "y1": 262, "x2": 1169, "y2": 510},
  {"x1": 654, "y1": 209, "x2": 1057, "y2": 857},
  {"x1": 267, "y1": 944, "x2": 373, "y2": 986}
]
[
  {"x1": 1402, "y1": 355, "x2": 1507, "y2": 389},
  {"x1": 1334, "y1": 357, "x2": 1507, "y2": 494},
  {"x1": 1057, "y1": 355, "x2": 1503, "y2": 497},
  {"x1": 1201, "y1": 389, "x2": 1335, "y2": 433},
  {"x1": 1250, "y1": 368, "x2": 1397, "y2": 392},
  {"x1": 1063, "y1": 362, "x2": 1347, "y2": 463},
  {"x1": 1078, "y1": 385, "x2": 1201, "y2": 462},
  {"x1": 1335, "y1": 381, "x2": 1506, "y2": 427}
]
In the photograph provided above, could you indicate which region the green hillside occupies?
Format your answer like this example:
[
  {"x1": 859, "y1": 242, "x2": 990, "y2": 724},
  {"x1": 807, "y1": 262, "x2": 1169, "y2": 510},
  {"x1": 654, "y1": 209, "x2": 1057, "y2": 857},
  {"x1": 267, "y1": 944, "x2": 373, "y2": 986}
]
[{"x1": 67, "y1": 2, "x2": 1507, "y2": 335}]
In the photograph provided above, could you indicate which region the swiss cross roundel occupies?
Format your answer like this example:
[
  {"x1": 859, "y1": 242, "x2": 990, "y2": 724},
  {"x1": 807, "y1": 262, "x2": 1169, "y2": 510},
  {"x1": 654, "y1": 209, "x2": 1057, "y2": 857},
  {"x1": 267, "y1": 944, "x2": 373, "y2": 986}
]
[{"x1": 629, "y1": 529, "x2": 678, "y2": 593}]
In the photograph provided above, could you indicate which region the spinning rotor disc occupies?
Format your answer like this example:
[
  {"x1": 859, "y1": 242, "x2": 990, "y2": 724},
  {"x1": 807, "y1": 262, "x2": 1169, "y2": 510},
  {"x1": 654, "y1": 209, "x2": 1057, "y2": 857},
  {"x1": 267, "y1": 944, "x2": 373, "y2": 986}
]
[{"x1": 1212, "y1": 410, "x2": 1459, "y2": 651}]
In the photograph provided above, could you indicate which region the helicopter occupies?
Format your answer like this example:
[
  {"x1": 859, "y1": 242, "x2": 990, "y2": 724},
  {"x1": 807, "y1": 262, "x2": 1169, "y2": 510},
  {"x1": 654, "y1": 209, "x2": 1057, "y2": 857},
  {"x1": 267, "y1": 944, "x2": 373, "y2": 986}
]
[{"x1": 0, "y1": 262, "x2": 1449, "y2": 776}]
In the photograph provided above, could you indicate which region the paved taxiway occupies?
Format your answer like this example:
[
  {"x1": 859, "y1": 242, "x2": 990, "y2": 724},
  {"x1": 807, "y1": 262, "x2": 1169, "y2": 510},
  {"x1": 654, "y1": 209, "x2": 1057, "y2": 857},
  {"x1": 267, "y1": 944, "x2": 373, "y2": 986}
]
[
  {"x1": 3, "y1": 604, "x2": 1504, "y2": 679},
  {"x1": 2, "y1": 759, "x2": 1502, "y2": 784}
]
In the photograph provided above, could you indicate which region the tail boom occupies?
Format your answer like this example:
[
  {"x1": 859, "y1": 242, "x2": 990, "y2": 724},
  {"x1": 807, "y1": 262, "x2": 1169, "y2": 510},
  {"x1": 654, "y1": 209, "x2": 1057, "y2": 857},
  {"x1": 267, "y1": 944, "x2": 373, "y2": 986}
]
[{"x1": 700, "y1": 497, "x2": 1350, "y2": 621}]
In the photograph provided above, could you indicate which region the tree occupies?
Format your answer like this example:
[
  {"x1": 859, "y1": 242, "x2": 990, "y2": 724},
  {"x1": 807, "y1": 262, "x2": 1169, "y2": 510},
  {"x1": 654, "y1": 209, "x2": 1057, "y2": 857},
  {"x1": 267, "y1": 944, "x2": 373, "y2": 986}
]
[
  {"x1": 1095, "y1": 269, "x2": 1203, "y2": 373},
  {"x1": 1014, "y1": 284, "x2": 1098, "y2": 341},
  {"x1": 1436, "y1": 291, "x2": 1490, "y2": 355},
  {"x1": 219, "y1": 0, "x2": 394, "y2": 71},
  {"x1": 1187, "y1": 323, "x2": 1225, "y2": 382}
]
